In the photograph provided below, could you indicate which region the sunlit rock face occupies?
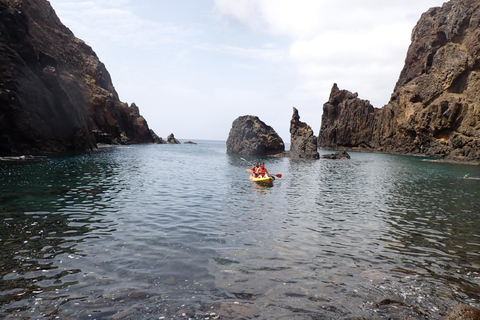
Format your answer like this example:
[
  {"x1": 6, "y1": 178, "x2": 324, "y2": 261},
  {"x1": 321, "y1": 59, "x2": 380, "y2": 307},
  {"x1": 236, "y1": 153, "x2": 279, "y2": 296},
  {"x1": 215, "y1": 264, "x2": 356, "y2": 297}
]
[
  {"x1": 226, "y1": 115, "x2": 285, "y2": 156},
  {"x1": 290, "y1": 107, "x2": 319, "y2": 159},
  {"x1": 0, "y1": 0, "x2": 160, "y2": 155},
  {"x1": 319, "y1": 0, "x2": 480, "y2": 161}
]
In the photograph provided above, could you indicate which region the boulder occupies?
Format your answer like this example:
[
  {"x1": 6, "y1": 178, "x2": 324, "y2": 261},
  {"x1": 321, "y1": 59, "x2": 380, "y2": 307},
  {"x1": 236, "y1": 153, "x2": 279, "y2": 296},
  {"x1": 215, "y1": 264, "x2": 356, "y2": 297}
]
[
  {"x1": 184, "y1": 141, "x2": 197, "y2": 144},
  {"x1": 322, "y1": 151, "x2": 351, "y2": 159},
  {"x1": 0, "y1": 0, "x2": 160, "y2": 155},
  {"x1": 226, "y1": 115, "x2": 285, "y2": 156},
  {"x1": 290, "y1": 107, "x2": 319, "y2": 159}
]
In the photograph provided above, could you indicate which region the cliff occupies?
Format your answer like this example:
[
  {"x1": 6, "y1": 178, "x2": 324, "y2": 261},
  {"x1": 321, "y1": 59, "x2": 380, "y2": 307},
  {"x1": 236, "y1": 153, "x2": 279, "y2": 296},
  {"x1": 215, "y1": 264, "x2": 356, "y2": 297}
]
[
  {"x1": 318, "y1": 0, "x2": 480, "y2": 161},
  {"x1": 0, "y1": 0, "x2": 160, "y2": 155}
]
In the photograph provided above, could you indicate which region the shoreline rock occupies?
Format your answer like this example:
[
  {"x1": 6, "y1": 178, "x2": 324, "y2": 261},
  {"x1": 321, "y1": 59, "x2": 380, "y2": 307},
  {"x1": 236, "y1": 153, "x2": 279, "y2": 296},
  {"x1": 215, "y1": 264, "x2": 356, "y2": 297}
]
[
  {"x1": 0, "y1": 0, "x2": 160, "y2": 156},
  {"x1": 318, "y1": 0, "x2": 480, "y2": 162},
  {"x1": 321, "y1": 151, "x2": 351, "y2": 160}
]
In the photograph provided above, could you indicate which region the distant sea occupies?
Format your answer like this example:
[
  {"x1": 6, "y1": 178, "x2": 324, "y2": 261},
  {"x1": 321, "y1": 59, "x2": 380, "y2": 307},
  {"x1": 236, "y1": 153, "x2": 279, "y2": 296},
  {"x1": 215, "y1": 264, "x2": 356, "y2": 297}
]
[{"x1": 1, "y1": 140, "x2": 480, "y2": 319}]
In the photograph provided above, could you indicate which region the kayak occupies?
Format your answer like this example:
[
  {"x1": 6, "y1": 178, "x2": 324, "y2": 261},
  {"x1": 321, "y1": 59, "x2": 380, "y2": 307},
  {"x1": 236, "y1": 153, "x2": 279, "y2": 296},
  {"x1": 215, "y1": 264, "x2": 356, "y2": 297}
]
[
  {"x1": 249, "y1": 174, "x2": 274, "y2": 184},
  {"x1": 464, "y1": 177, "x2": 480, "y2": 180}
]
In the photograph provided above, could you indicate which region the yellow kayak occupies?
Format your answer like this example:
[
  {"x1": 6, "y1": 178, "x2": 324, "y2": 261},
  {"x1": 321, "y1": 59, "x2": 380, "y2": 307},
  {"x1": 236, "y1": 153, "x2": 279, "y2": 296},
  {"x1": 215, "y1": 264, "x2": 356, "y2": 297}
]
[{"x1": 249, "y1": 174, "x2": 274, "y2": 184}]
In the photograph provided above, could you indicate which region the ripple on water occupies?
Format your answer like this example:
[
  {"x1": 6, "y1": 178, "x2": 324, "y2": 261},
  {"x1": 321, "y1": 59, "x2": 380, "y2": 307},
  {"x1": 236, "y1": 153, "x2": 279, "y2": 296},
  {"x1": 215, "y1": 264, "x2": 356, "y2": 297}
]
[{"x1": 2, "y1": 146, "x2": 480, "y2": 318}]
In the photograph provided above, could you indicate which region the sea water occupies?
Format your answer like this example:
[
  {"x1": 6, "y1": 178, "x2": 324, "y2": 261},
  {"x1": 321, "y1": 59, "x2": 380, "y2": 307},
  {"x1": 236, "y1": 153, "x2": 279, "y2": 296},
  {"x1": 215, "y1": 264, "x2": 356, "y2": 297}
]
[{"x1": 1, "y1": 141, "x2": 480, "y2": 319}]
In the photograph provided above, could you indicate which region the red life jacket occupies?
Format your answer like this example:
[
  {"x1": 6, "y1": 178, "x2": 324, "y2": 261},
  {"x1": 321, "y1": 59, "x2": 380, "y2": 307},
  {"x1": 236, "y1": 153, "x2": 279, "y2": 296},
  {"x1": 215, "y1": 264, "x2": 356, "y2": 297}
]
[{"x1": 257, "y1": 167, "x2": 266, "y2": 174}]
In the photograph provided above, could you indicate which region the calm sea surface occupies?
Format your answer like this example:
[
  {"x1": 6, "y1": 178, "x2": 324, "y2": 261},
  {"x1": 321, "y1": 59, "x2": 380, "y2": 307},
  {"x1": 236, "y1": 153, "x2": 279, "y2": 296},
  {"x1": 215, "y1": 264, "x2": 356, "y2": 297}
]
[{"x1": 1, "y1": 141, "x2": 480, "y2": 319}]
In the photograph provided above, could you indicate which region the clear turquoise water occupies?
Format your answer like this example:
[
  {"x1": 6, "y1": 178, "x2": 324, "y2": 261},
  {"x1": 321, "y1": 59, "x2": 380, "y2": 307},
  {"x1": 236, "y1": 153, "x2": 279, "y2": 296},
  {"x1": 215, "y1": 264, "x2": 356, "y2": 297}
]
[{"x1": 1, "y1": 141, "x2": 480, "y2": 319}]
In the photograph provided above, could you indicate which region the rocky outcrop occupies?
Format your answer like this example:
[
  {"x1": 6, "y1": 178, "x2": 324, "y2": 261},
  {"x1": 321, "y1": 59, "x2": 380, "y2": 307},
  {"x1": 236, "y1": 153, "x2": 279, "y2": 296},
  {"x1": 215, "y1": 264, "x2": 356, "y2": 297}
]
[
  {"x1": 0, "y1": 0, "x2": 160, "y2": 155},
  {"x1": 226, "y1": 115, "x2": 285, "y2": 156},
  {"x1": 318, "y1": 0, "x2": 480, "y2": 161},
  {"x1": 318, "y1": 84, "x2": 380, "y2": 150},
  {"x1": 321, "y1": 151, "x2": 351, "y2": 160},
  {"x1": 290, "y1": 107, "x2": 319, "y2": 159},
  {"x1": 167, "y1": 133, "x2": 181, "y2": 144}
]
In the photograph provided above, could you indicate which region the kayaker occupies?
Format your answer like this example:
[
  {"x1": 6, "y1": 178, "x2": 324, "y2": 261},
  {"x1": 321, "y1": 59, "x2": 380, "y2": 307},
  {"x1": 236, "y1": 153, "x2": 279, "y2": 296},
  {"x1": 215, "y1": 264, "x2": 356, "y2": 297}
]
[
  {"x1": 256, "y1": 162, "x2": 270, "y2": 177},
  {"x1": 250, "y1": 162, "x2": 259, "y2": 177}
]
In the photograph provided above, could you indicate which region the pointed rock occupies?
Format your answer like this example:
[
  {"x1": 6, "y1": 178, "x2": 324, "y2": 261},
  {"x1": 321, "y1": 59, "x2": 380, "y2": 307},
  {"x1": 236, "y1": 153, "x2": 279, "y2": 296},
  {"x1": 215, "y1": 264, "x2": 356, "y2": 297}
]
[
  {"x1": 290, "y1": 107, "x2": 319, "y2": 159},
  {"x1": 167, "y1": 133, "x2": 181, "y2": 144}
]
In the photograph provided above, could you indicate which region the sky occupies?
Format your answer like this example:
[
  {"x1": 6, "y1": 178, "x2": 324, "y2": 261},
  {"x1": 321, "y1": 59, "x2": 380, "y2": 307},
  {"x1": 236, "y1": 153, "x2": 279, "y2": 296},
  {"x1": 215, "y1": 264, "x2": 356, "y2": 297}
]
[{"x1": 47, "y1": 0, "x2": 447, "y2": 142}]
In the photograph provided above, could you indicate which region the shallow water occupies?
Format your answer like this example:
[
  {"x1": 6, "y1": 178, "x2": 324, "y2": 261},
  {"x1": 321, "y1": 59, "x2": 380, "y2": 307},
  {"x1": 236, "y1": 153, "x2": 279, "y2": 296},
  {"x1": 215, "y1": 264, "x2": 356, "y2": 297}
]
[{"x1": 1, "y1": 141, "x2": 480, "y2": 319}]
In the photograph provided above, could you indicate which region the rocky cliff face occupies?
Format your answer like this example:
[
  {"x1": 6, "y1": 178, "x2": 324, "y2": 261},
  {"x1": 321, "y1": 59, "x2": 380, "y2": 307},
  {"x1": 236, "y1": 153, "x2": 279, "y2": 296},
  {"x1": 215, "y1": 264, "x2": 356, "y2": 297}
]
[
  {"x1": 290, "y1": 107, "x2": 319, "y2": 159},
  {"x1": 319, "y1": 0, "x2": 480, "y2": 161},
  {"x1": 0, "y1": 0, "x2": 160, "y2": 155},
  {"x1": 226, "y1": 115, "x2": 285, "y2": 156},
  {"x1": 318, "y1": 84, "x2": 380, "y2": 150}
]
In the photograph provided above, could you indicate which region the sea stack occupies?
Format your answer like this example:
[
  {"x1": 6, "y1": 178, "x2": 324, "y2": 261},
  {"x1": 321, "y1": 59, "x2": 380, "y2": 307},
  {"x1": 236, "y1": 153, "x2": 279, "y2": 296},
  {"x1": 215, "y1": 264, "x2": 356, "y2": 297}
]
[
  {"x1": 318, "y1": 0, "x2": 480, "y2": 161},
  {"x1": 0, "y1": 0, "x2": 160, "y2": 155},
  {"x1": 290, "y1": 107, "x2": 319, "y2": 159},
  {"x1": 226, "y1": 115, "x2": 285, "y2": 156},
  {"x1": 318, "y1": 84, "x2": 380, "y2": 151}
]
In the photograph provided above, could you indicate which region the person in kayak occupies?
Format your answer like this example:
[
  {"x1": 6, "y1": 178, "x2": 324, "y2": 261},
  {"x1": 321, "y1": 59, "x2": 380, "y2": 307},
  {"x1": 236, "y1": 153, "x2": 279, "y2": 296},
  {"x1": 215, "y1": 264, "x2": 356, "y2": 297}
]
[
  {"x1": 251, "y1": 162, "x2": 259, "y2": 177},
  {"x1": 256, "y1": 162, "x2": 270, "y2": 177}
]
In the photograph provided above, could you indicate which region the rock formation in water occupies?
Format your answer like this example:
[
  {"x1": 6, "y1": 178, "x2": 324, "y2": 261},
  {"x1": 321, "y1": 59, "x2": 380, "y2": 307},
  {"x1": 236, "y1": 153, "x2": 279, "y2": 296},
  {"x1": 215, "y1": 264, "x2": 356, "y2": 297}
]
[
  {"x1": 226, "y1": 115, "x2": 285, "y2": 156},
  {"x1": 290, "y1": 107, "x2": 319, "y2": 159},
  {"x1": 322, "y1": 151, "x2": 351, "y2": 160},
  {"x1": 167, "y1": 133, "x2": 181, "y2": 144},
  {"x1": 0, "y1": 0, "x2": 161, "y2": 155},
  {"x1": 318, "y1": 0, "x2": 480, "y2": 161},
  {"x1": 318, "y1": 84, "x2": 380, "y2": 151}
]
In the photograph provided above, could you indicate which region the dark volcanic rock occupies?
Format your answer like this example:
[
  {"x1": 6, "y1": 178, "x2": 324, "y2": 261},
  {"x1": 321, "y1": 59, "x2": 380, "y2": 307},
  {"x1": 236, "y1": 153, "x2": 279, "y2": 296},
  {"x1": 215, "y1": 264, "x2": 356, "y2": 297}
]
[
  {"x1": 290, "y1": 107, "x2": 319, "y2": 159},
  {"x1": 318, "y1": 0, "x2": 480, "y2": 161},
  {"x1": 318, "y1": 84, "x2": 380, "y2": 150},
  {"x1": 0, "y1": 0, "x2": 160, "y2": 155},
  {"x1": 322, "y1": 151, "x2": 351, "y2": 160},
  {"x1": 167, "y1": 133, "x2": 181, "y2": 144},
  {"x1": 441, "y1": 304, "x2": 480, "y2": 320},
  {"x1": 226, "y1": 115, "x2": 285, "y2": 156}
]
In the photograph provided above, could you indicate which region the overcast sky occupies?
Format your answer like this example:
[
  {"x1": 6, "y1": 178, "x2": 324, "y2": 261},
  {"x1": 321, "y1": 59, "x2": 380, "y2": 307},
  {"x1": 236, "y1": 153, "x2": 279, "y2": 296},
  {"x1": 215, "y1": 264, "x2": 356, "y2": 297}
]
[{"x1": 48, "y1": 0, "x2": 446, "y2": 142}]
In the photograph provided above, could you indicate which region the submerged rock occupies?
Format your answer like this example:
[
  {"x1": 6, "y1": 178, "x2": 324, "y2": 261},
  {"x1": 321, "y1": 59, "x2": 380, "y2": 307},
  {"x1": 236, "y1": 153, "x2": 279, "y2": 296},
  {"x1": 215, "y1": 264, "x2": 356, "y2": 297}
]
[
  {"x1": 226, "y1": 115, "x2": 285, "y2": 156},
  {"x1": 290, "y1": 107, "x2": 319, "y2": 159},
  {"x1": 321, "y1": 151, "x2": 351, "y2": 159}
]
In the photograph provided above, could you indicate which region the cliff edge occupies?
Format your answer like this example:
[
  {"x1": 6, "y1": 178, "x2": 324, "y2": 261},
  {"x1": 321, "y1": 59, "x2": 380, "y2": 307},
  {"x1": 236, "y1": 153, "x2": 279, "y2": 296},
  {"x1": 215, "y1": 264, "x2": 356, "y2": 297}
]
[
  {"x1": 319, "y1": 0, "x2": 480, "y2": 161},
  {"x1": 0, "y1": 0, "x2": 160, "y2": 155}
]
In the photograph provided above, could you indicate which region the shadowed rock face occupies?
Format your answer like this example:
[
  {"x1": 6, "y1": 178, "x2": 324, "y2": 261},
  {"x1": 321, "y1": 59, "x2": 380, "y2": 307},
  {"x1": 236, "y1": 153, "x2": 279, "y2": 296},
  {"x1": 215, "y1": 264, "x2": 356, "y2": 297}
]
[
  {"x1": 290, "y1": 107, "x2": 319, "y2": 159},
  {"x1": 318, "y1": 84, "x2": 380, "y2": 151},
  {"x1": 318, "y1": 0, "x2": 480, "y2": 161},
  {"x1": 226, "y1": 115, "x2": 285, "y2": 156},
  {"x1": 0, "y1": 0, "x2": 160, "y2": 155}
]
